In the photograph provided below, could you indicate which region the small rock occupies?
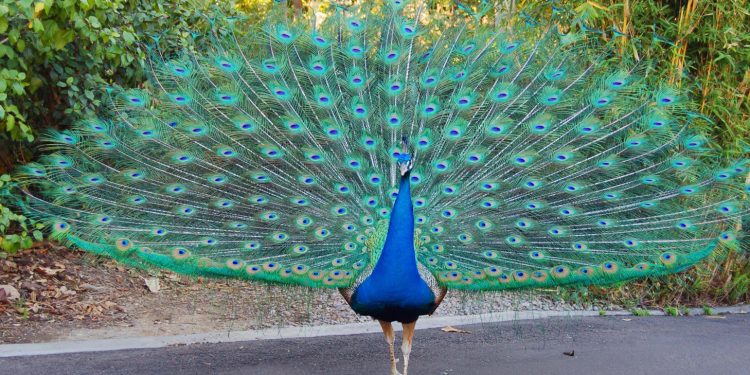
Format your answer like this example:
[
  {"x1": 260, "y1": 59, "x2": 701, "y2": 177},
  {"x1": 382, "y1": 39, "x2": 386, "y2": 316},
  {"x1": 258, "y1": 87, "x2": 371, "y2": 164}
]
[{"x1": 0, "y1": 285, "x2": 20, "y2": 301}]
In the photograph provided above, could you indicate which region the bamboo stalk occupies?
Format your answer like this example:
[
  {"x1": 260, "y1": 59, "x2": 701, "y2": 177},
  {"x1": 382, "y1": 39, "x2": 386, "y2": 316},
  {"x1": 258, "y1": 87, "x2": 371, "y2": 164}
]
[
  {"x1": 616, "y1": 0, "x2": 629, "y2": 56},
  {"x1": 671, "y1": 0, "x2": 699, "y2": 86}
]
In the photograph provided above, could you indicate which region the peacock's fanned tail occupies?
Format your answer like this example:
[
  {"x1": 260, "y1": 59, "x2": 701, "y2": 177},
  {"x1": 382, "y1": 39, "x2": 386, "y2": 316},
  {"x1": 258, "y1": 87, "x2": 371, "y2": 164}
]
[{"x1": 12, "y1": 1, "x2": 749, "y2": 291}]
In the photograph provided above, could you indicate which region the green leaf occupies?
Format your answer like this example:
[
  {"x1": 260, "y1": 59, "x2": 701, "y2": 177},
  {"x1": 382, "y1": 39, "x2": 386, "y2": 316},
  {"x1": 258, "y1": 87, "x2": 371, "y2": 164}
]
[
  {"x1": 32, "y1": 18, "x2": 44, "y2": 32},
  {"x1": 122, "y1": 31, "x2": 136, "y2": 44},
  {"x1": 87, "y1": 15, "x2": 101, "y2": 29},
  {"x1": 5, "y1": 114, "x2": 14, "y2": 131}
]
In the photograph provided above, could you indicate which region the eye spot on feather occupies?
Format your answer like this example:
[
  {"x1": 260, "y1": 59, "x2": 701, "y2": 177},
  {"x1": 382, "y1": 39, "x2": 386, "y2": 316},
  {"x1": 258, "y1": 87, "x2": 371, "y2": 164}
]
[
  {"x1": 680, "y1": 185, "x2": 698, "y2": 195},
  {"x1": 502, "y1": 42, "x2": 519, "y2": 53},
  {"x1": 226, "y1": 259, "x2": 243, "y2": 271},
  {"x1": 717, "y1": 202, "x2": 739, "y2": 215},
  {"x1": 548, "y1": 227, "x2": 566, "y2": 236},
  {"x1": 572, "y1": 242, "x2": 588, "y2": 251},
  {"x1": 719, "y1": 231, "x2": 736, "y2": 242},
  {"x1": 529, "y1": 251, "x2": 544, "y2": 260},
  {"x1": 216, "y1": 200, "x2": 234, "y2": 209},
  {"x1": 244, "y1": 265, "x2": 262, "y2": 276},
  {"x1": 675, "y1": 220, "x2": 693, "y2": 230},
  {"x1": 522, "y1": 178, "x2": 542, "y2": 189},
  {"x1": 178, "y1": 206, "x2": 195, "y2": 215},
  {"x1": 602, "y1": 262, "x2": 618, "y2": 274},
  {"x1": 623, "y1": 238, "x2": 639, "y2": 248},
  {"x1": 480, "y1": 181, "x2": 499, "y2": 191},
  {"x1": 506, "y1": 235, "x2": 523, "y2": 246},
  {"x1": 272, "y1": 232, "x2": 289, "y2": 242},
  {"x1": 172, "y1": 247, "x2": 190, "y2": 260},
  {"x1": 230, "y1": 222, "x2": 248, "y2": 229},
  {"x1": 640, "y1": 200, "x2": 657, "y2": 209},
  {"x1": 515, "y1": 219, "x2": 531, "y2": 229},
  {"x1": 52, "y1": 221, "x2": 71, "y2": 234},
  {"x1": 498, "y1": 274, "x2": 512, "y2": 283},
  {"x1": 244, "y1": 241, "x2": 261, "y2": 250},
  {"x1": 530, "y1": 270, "x2": 548, "y2": 283},
  {"x1": 525, "y1": 201, "x2": 543, "y2": 210},
  {"x1": 260, "y1": 211, "x2": 280, "y2": 221},
  {"x1": 96, "y1": 215, "x2": 112, "y2": 224},
  {"x1": 441, "y1": 209, "x2": 456, "y2": 218},
  {"x1": 307, "y1": 269, "x2": 325, "y2": 281},
  {"x1": 660, "y1": 252, "x2": 677, "y2": 266},
  {"x1": 513, "y1": 270, "x2": 529, "y2": 282},
  {"x1": 458, "y1": 233, "x2": 473, "y2": 243}
]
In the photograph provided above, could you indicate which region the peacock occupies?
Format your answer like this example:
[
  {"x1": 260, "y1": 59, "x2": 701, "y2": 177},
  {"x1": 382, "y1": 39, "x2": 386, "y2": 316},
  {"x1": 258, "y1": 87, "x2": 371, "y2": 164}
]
[{"x1": 6, "y1": 1, "x2": 749, "y2": 374}]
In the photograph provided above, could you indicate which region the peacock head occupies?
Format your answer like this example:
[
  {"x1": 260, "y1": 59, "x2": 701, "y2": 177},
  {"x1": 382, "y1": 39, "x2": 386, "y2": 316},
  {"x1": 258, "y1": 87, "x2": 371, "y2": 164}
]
[
  {"x1": 397, "y1": 137, "x2": 413, "y2": 177},
  {"x1": 397, "y1": 153, "x2": 413, "y2": 176}
]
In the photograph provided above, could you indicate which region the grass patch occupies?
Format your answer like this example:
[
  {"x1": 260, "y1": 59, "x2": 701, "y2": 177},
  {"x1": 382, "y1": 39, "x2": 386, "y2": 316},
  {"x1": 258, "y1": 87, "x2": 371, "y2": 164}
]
[
  {"x1": 631, "y1": 309, "x2": 651, "y2": 317},
  {"x1": 664, "y1": 307, "x2": 680, "y2": 317}
]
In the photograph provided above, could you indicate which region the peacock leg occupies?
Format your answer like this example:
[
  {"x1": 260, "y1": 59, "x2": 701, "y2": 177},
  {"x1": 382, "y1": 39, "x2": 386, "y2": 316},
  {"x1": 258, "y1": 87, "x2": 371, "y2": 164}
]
[
  {"x1": 401, "y1": 320, "x2": 417, "y2": 375},
  {"x1": 378, "y1": 320, "x2": 401, "y2": 375}
]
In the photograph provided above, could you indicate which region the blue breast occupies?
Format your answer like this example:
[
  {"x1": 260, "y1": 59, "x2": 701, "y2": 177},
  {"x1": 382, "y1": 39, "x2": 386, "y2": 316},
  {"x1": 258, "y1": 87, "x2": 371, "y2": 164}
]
[{"x1": 350, "y1": 172, "x2": 436, "y2": 323}]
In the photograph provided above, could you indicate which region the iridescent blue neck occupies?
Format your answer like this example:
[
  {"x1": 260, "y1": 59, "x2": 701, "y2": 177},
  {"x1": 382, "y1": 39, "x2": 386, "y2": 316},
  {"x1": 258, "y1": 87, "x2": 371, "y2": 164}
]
[
  {"x1": 349, "y1": 171, "x2": 437, "y2": 322},
  {"x1": 370, "y1": 172, "x2": 418, "y2": 278}
]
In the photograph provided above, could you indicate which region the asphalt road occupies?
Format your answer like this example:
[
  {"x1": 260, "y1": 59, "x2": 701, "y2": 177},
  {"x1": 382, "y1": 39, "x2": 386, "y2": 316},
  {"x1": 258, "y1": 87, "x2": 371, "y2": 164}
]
[{"x1": 2, "y1": 314, "x2": 749, "y2": 375}]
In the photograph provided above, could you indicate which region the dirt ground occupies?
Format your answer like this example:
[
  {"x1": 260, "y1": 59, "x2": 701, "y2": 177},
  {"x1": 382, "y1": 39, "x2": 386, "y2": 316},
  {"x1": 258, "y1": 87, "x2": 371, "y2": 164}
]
[{"x1": 0, "y1": 244, "x2": 372, "y2": 344}]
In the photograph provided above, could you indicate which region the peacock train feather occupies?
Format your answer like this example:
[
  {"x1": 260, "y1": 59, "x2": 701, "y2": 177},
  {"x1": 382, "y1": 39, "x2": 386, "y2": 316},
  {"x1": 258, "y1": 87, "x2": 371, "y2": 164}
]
[{"x1": 8, "y1": 1, "x2": 749, "y2": 310}]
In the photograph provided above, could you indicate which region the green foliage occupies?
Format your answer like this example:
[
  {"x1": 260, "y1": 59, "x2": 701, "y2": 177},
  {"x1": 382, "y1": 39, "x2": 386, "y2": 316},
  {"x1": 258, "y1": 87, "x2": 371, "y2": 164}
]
[
  {"x1": 664, "y1": 306, "x2": 679, "y2": 316},
  {"x1": 0, "y1": 0, "x2": 241, "y2": 254},
  {"x1": 0, "y1": 0, "x2": 239, "y2": 168},
  {"x1": 0, "y1": 174, "x2": 42, "y2": 255},
  {"x1": 631, "y1": 308, "x2": 651, "y2": 317}
]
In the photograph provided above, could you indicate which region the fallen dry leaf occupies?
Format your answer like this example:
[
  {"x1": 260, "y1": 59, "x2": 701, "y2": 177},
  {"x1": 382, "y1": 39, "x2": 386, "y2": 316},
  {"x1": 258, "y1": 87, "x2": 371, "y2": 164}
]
[
  {"x1": 37, "y1": 266, "x2": 65, "y2": 276},
  {"x1": 144, "y1": 277, "x2": 161, "y2": 293},
  {"x1": 441, "y1": 326, "x2": 470, "y2": 334}
]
